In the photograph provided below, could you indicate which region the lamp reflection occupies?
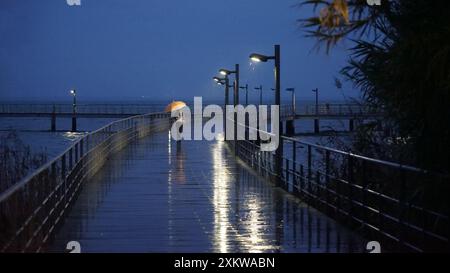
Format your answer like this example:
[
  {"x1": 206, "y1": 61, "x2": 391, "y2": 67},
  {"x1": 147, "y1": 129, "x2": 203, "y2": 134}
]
[
  {"x1": 212, "y1": 139, "x2": 231, "y2": 252},
  {"x1": 211, "y1": 136, "x2": 272, "y2": 253}
]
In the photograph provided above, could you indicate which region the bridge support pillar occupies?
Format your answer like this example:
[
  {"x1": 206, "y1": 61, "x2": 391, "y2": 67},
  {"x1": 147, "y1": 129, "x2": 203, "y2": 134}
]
[
  {"x1": 314, "y1": 119, "x2": 320, "y2": 133},
  {"x1": 349, "y1": 119, "x2": 354, "y2": 132},
  {"x1": 51, "y1": 107, "x2": 56, "y2": 131},
  {"x1": 286, "y1": 120, "x2": 295, "y2": 136},
  {"x1": 71, "y1": 116, "x2": 77, "y2": 132}
]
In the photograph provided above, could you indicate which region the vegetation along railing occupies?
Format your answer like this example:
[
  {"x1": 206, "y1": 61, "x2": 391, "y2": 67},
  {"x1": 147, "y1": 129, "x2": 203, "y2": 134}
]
[
  {"x1": 0, "y1": 112, "x2": 171, "y2": 252},
  {"x1": 230, "y1": 124, "x2": 449, "y2": 252}
]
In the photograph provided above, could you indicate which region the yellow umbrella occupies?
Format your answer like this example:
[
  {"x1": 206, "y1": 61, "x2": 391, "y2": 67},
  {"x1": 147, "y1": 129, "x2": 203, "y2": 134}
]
[{"x1": 165, "y1": 101, "x2": 187, "y2": 112}]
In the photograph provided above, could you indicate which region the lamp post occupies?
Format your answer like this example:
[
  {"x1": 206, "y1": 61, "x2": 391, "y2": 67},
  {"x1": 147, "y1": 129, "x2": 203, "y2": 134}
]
[
  {"x1": 219, "y1": 65, "x2": 239, "y2": 154},
  {"x1": 239, "y1": 84, "x2": 248, "y2": 105},
  {"x1": 213, "y1": 76, "x2": 232, "y2": 141},
  {"x1": 312, "y1": 88, "x2": 319, "y2": 133},
  {"x1": 254, "y1": 85, "x2": 263, "y2": 105},
  {"x1": 213, "y1": 76, "x2": 230, "y2": 107},
  {"x1": 250, "y1": 45, "x2": 283, "y2": 185},
  {"x1": 219, "y1": 65, "x2": 239, "y2": 107},
  {"x1": 69, "y1": 89, "x2": 77, "y2": 132}
]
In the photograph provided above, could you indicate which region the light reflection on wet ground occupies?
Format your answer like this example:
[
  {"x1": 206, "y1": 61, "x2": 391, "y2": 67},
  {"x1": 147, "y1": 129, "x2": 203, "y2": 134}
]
[{"x1": 49, "y1": 131, "x2": 365, "y2": 253}]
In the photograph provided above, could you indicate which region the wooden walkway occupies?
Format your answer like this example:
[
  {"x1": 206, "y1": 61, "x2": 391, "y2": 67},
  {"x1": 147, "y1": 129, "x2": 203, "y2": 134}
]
[{"x1": 49, "y1": 131, "x2": 365, "y2": 253}]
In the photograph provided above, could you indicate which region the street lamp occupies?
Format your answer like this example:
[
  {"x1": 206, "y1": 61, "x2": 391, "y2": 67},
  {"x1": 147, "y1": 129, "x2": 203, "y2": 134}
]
[
  {"x1": 69, "y1": 89, "x2": 77, "y2": 132},
  {"x1": 218, "y1": 65, "x2": 239, "y2": 107},
  {"x1": 239, "y1": 84, "x2": 248, "y2": 105},
  {"x1": 249, "y1": 53, "x2": 274, "y2": 63},
  {"x1": 219, "y1": 69, "x2": 233, "y2": 76},
  {"x1": 213, "y1": 76, "x2": 231, "y2": 107},
  {"x1": 286, "y1": 88, "x2": 296, "y2": 116},
  {"x1": 254, "y1": 85, "x2": 263, "y2": 105},
  {"x1": 249, "y1": 45, "x2": 282, "y2": 184},
  {"x1": 218, "y1": 65, "x2": 240, "y2": 154}
]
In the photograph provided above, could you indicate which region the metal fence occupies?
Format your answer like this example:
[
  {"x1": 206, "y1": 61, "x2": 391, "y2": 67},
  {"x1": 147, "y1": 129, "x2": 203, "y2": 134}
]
[
  {"x1": 231, "y1": 127, "x2": 449, "y2": 252},
  {"x1": 0, "y1": 112, "x2": 171, "y2": 252}
]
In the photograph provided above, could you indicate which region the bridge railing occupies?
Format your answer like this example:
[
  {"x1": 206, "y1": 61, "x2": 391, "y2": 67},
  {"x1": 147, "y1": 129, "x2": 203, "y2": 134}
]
[
  {"x1": 0, "y1": 103, "x2": 164, "y2": 115},
  {"x1": 232, "y1": 124, "x2": 449, "y2": 252},
  {"x1": 0, "y1": 111, "x2": 171, "y2": 252},
  {"x1": 280, "y1": 103, "x2": 383, "y2": 118}
]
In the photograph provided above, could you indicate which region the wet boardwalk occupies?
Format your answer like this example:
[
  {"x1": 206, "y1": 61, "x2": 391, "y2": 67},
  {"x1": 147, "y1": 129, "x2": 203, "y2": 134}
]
[{"x1": 49, "y1": 131, "x2": 365, "y2": 253}]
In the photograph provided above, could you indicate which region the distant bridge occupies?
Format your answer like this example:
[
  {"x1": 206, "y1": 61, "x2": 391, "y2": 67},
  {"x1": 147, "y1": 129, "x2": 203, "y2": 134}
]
[
  {"x1": 0, "y1": 103, "x2": 383, "y2": 133},
  {"x1": 0, "y1": 103, "x2": 163, "y2": 118},
  {"x1": 0, "y1": 103, "x2": 165, "y2": 131}
]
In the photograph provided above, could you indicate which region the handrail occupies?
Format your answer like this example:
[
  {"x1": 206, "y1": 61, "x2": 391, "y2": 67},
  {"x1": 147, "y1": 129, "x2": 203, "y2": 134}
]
[
  {"x1": 231, "y1": 120, "x2": 449, "y2": 252},
  {"x1": 0, "y1": 111, "x2": 171, "y2": 252},
  {"x1": 281, "y1": 136, "x2": 440, "y2": 176},
  {"x1": 0, "y1": 112, "x2": 166, "y2": 203}
]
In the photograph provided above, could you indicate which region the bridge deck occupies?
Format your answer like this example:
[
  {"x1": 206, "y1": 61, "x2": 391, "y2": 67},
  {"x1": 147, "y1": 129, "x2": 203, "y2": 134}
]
[{"x1": 49, "y1": 131, "x2": 365, "y2": 253}]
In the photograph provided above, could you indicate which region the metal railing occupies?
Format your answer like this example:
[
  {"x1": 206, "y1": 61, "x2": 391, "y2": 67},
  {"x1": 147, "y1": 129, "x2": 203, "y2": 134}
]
[
  {"x1": 0, "y1": 112, "x2": 171, "y2": 252},
  {"x1": 280, "y1": 103, "x2": 383, "y2": 118},
  {"x1": 231, "y1": 124, "x2": 449, "y2": 252}
]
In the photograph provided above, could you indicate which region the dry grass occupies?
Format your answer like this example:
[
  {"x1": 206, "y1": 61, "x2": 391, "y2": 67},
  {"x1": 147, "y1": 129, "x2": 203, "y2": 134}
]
[{"x1": 0, "y1": 132, "x2": 47, "y2": 194}]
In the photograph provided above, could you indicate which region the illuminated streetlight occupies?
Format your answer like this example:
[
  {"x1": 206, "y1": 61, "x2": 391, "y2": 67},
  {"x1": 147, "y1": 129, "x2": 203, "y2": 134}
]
[
  {"x1": 249, "y1": 45, "x2": 282, "y2": 184},
  {"x1": 212, "y1": 76, "x2": 231, "y2": 106},
  {"x1": 217, "y1": 65, "x2": 240, "y2": 154},
  {"x1": 219, "y1": 69, "x2": 233, "y2": 76},
  {"x1": 69, "y1": 89, "x2": 77, "y2": 132},
  {"x1": 249, "y1": 53, "x2": 273, "y2": 63}
]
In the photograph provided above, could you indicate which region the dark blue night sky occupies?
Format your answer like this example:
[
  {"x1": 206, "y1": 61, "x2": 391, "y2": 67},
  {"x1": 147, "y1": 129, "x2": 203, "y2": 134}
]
[{"x1": 0, "y1": 0, "x2": 358, "y2": 102}]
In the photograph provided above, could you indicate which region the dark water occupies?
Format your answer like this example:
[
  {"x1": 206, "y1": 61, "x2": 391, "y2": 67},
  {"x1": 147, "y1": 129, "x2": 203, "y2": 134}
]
[{"x1": 49, "y1": 131, "x2": 365, "y2": 253}]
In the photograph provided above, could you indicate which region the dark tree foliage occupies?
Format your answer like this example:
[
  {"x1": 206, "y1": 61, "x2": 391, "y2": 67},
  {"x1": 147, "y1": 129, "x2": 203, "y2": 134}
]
[{"x1": 298, "y1": 0, "x2": 450, "y2": 173}]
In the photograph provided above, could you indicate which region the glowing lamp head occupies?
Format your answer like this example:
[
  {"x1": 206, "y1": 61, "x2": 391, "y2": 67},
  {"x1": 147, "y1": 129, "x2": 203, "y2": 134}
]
[
  {"x1": 251, "y1": 56, "x2": 262, "y2": 62},
  {"x1": 219, "y1": 69, "x2": 232, "y2": 76},
  {"x1": 69, "y1": 89, "x2": 76, "y2": 96},
  {"x1": 249, "y1": 53, "x2": 270, "y2": 63}
]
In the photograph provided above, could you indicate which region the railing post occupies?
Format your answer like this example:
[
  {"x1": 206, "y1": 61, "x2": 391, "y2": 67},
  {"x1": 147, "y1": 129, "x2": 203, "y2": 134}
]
[
  {"x1": 75, "y1": 143, "x2": 79, "y2": 163},
  {"x1": 300, "y1": 165, "x2": 304, "y2": 195},
  {"x1": 292, "y1": 141, "x2": 297, "y2": 193},
  {"x1": 316, "y1": 170, "x2": 320, "y2": 207},
  {"x1": 285, "y1": 158, "x2": 289, "y2": 190},
  {"x1": 361, "y1": 160, "x2": 368, "y2": 228},
  {"x1": 399, "y1": 169, "x2": 406, "y2": 248},
  {"x1": 348, "y1": 154, "x2": 354, "y2": 218},
  {"x1": 80, "y1": 139, "x2": 84, "y2": 158},
  {"x1": 69, "y1": 148, "x2": 73, "y2": 171},
  {"x1": 307, "y1": 145, "x2": 312, "y2": 198},
  {"x1": 61, "y1": 154, "x2": 66, "y2": 180},
  {"x1": 325, "y1": 150, "x2": 330, "y2": 213}
]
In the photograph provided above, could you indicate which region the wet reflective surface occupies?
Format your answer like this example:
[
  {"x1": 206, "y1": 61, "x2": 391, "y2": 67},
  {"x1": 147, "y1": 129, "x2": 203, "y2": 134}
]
[{"x1": 49, "y1": 132, "x2": 365, "y2": 253}]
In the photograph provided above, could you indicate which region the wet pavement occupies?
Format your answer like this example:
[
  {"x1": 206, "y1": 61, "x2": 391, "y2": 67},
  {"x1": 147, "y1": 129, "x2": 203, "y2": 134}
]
[{"x1": 49, "y1": 131, "x2": 366, "y2": 253}]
